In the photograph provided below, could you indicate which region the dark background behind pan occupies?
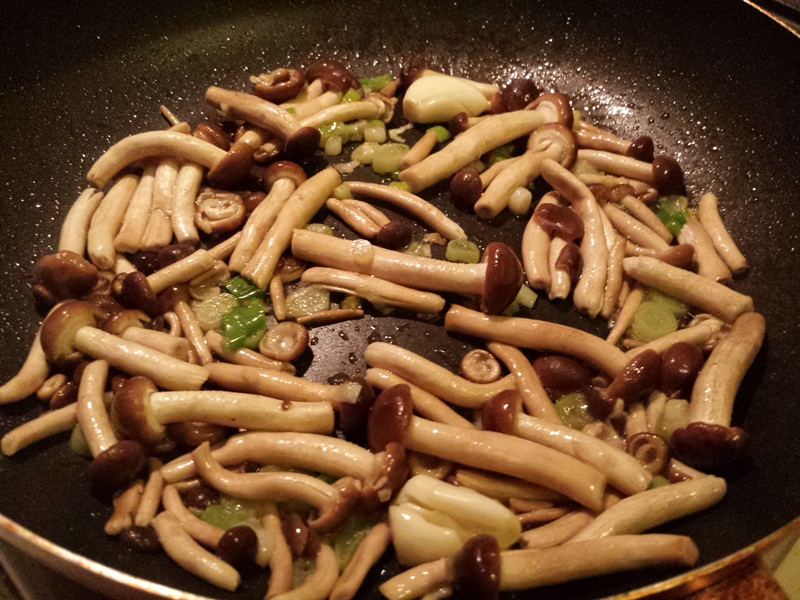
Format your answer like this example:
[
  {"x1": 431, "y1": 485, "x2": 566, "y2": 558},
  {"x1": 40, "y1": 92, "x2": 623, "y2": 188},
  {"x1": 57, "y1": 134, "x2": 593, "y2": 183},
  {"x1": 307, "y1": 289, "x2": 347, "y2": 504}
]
[{"x1": 0, "y1": 1, "x2": 798, "y2": 598}]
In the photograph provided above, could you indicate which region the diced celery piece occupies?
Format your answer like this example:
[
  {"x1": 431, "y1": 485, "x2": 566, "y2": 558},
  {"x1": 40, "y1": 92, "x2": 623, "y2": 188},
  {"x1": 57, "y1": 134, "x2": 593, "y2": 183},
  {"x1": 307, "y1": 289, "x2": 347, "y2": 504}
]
[
  {"x1": 486, "y1": 143, "x2": 514, "y2": 165},
  {"x1": 341, "y1": 88, "x2": 362, "y2": 103},
  {"x1": 555, "y1": 392, "x2": 593, "y2": 430},
  {"x1": 389, "y1": 181, "x2": 411, "y2": 192},
  {"x1": 318, "y1": 121, "x2": 349, "y2": 145},
  {"x1": 225, "y1": 275, "x2": 265, "y2": 302},
  {"x1": 649, "y1": 475, "x2": 671, "y2": 489},
  {"x1": 515, "y1": 284, "x2": 538, "y2": 309},
  {"x1": 644, "y1": 289, "x2": 688, "y2": 317},
  {"x1": 427, "y1": 125, "x2": 451, "y2": 143},
  {"x1": 330, "y1": 513, "x2": 377, "y2": 570},
  {"x1": 340, "y1": 295, "x2": 363, "y2": 311},
  {"x1": 445, "y1": 239, "x2": 480, "y2": 263},
  {"x1": 628, "y1": 300, "x2": 678, "y2": 343},
  {"x1": 570, "y1": 158, "x2": 602, "y2": 176},
  {"x1": 200, "y1": 496, "x2": 262, "y2": 530},
  {"x1": 333, "y1": 183, "x2": 352, "y2": 200},
  {"x1": 403, "y1": 240, "x2": 432, "y2": 258},
  {"x1": 69, "y1": 424, "x2": 92, "y2": 458},
  {"x1": 656, "y1": 399, "x2": 690, "y2": 440},
  {"x1": 351, "y1": 142, "x2": 380, "y2": 164},
  {"x1": 358, "y1": 74, "x2": 393, "y2": 91},
  {"x1": 190, "y1": 293, "x2": 239, "y2": 331},
  {"x1": 372, "y1": 143, "x2": 410, "y2": 175},
  {"x1": 285, "y1": 285, "x2": 331, "y2": 319},
  {"x1": 656, "y1": 195, "x2": 689, "y2": 236}
]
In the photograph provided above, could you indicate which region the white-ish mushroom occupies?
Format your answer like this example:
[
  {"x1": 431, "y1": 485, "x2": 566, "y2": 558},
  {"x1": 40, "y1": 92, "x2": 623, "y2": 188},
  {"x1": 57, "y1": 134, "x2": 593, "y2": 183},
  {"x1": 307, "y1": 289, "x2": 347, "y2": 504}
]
[
  {"x1": 36, "y1": 373, "x2": 68, "y2": 403},
  {"x1": 104, "y1": 481, "x2": 144, "y2": 536},
  {"x1": 603, "y1": 204, "x2": 671, "y2": 253},
  {"x1": 573, "y1": 120, "x2": 632, "y2": 155},
  {"x1": 601, "y1": 230, "x2": 627, "y2": 320},
  {"x1": 146, "y1": 249, "x2": 217, "y2": 295},
  {"x1": 161, "y1": 484, "x2": 224, "y2": 548},
  {"x1": 364, "y1": 342, "x2": 516, "y2": 408},
  {"x1": 329, "y1": 522, "x2": 392, "y2": 600},
  {"x1": 678, "y1": 216, "x2": 732, "y2": 282},
  {"x1": 134, "y1": 468, "x2": 165, "y2": 527},
  {"x1": 519, "y1": 510, "x2": 594, "y2": 549},
  {"x1": 240, "y1": 167, "x2": 341, "y2": 289},
  {"x1": 444, "y1": 304, "x2": 628, "y2": 376},
  {"x1": 577, "y1": 172, "x2": 654, "y2": 195},
  {"x1": 205, "y1": 330, "x2": 293, "y2": 373},
  {"x1": 325, "y1": 198, "x2": 382, "y2": 239},
  {"x1": 624, "y1": 317, "x2": 723, "y2": 359},
  {"x1": 697, "y1": 192, "x2": 748, "y2": 277},
  {"x1": 571, "y1": 476, "x2": 727, "y2": 541},
  {"x1": 282, "y1": 90, "x2": 341, "y2": 120},
  {"x1": 344, "y1": 181, "x2": 467, "y2": 240},
  {"x1": 548, "y1": 237, "x2": 572, "y2": 300},
  {"x1": 622, "y1": 256, "x2": 754, "y2": 323},
  {"x1": 1, "y1": 403, "x2": 78, "y2": 456},
  {"x1": 114, "y1": 164, "x2": 156, "y2": 253},
  {"x1": 76, "y1": 359, "x2": 117, "y2": 457},
  {"x1": 58, "y1": 188, "x2": 104, "y2": 256},
  {"x1": 301, "y1": 267, "x2": 446, "y2": 314},
  {"x1": 120, "y1": 328, "x2": 193, "y2": 362},
  {"x1": 0, "y1": 331, "x2": 50, "y2": 405},
  {"x1": 171, "y1": 301, "x2": 213, "y2": 365},
  {"x1": 607, "y1": 284, "x2": 645, "y2": 345},
  {"x1": 262, "y1": 505, "x2": 294, "y2": 597},
  {"x1": 271, "y1": 543, "x2": 339, "y2": 600},
  {"x1": 541, "y1": 158, "x2": 608, "y2": 317},
  {"x1": 141, "y1": 157, "x2": 179, "y2": 250},
  {"x1": 300, "y1": 94, "x2": 395, "y2": 128},
  {"x1": 151, "y1": 511, "x2": 240, "y2": 591},
  {"x1": 521, "y1": 192, "x2": 559, "y2": 290},
  {"x1": 688, "y1": 312, "x2": 765, "y2": 426},
  {"x1": 576, "y1": 149, "x2": 655, "y2": 183},
  {"x1": 450, "y1": 468, "x2": 566, "y2": 503},
  {"x1": 619, "y1": 194, "x2": 672, "y2": 243}
]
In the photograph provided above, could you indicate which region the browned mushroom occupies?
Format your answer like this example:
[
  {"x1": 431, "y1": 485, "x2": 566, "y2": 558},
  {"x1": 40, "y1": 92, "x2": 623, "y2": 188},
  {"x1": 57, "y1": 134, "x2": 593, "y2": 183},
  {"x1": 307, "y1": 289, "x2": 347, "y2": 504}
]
[{"x1": 251, "y1": 68, "x2": 306, "y2": 103}]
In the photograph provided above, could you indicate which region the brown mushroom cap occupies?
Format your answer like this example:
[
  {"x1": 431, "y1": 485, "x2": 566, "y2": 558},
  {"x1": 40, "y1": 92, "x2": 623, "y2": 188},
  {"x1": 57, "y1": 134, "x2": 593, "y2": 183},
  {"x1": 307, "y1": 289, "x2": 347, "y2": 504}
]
[
  {"x1": 527, "y1": 123, "x2": 577, "y2": 169},
  {"x1": 110, "y1": 375, "x2": 166, "y2": 444},
  {"x1": 116, "y1": 271, "x2": 160, "y2": 317},
  {"x1": 208, "y1": 142, "x2": 256, "y2": 189},
  {"x1": 263, "y1": 160, "x2": 308, "y2": 189},
  {"x1": 40, "y1": 300, "x2": 98, "y2": 368},
  {"x1": 88, "y1": 439, "x2": 148, "y2": 495},
  {"x1": 671, "y1": 422, "x2": 748, "y2": 472},
  {"x1": 101, "y1": 309, "x2": 149, "y2": 336},
  {"x1": 481, "y1": 242, "x2": 524, "y2": 314},
  {"x1": 284, "y1": 126, "x2": 322, "y2": 160},
  {"x1": 193, "y1": 122, "x2": 231, "y2": 150},
  {"x1": 450, "y1": 169, "x2": 483, "y2": 212},
  {"x1": 481, "y1": 389, "x2": 521, "y2": 435},
  {"x1": 527, "y1": 93, "x2": 574, "y2": 129},
  {"x1": 33, "y1": 250, "x2": 99, "y2": 301},
  {"x1": 367, "y1": 384, "x2": 413, "y2": 453},
  {"x1": 252, "y1": 68, "x2": 306, "y2": 104}
]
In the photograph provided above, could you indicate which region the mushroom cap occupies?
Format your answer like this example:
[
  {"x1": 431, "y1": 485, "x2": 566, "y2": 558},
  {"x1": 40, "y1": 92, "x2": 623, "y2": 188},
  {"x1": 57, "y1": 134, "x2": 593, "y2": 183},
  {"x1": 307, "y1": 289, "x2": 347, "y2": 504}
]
[
  {"x1": 367, "y1": 383, "x2": 413, "y2": 453},
  {"x1": 527, "y1": 93, "x2": 574, "y2": 129},
  {"x1": 208, "y1": 142, "x2": 255, "y2": 189},
  {"x1": 193, "y1": 122, "x2": 231, "y2": 151},
  {"x1": 116, "y1": 271, "x2": 160, "y2": 317},
  {"x1": 101, "y1": 309, "x2": 149, "y2": 336},
  {"x1": 652, "y1": 155, "x2": 686, "y2": 196},
  {"x1": 88, "y1": 439, "x2": 148, "y2": 495},
  {"x1": 263, "y1": 160, "x2": 307, "y2": 189},
  {"x1": 480, "y1": 242, "x2": 524, "y2": 314},
  {"x1": 252, "y1": 68, "x2": 306, "y2": 104},
  {"x1": 40, "y1": 300, "x2": 98, "y2": 368},
  {"x1": 527, "y1": 123, "x2": 577, "y2": 169},
  {"x1": 33, "y1": 250, "x2": 99, "y2": 301},
  {"x1": 449, "y1": 169, "x2": 482, "y2": 212},
  {"x1": 671, "y1": 422, "x2": 748, "y2": 472},
  {"x1": 481, "y1": 389, "x2": 522, "y2": 435},
  {"x1": 284, "y1": 127, "x2": 322, "y2": 160},
  {"x1": 111, "y1": 375, "x2": 166, "y2": 444}
]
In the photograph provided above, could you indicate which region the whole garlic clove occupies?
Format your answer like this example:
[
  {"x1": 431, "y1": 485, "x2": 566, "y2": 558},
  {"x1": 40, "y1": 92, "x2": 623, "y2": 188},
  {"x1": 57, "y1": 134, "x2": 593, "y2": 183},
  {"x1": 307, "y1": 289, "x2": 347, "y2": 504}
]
[{"x1": 403, "y1": 75, "x2": 490, "y2": 124}]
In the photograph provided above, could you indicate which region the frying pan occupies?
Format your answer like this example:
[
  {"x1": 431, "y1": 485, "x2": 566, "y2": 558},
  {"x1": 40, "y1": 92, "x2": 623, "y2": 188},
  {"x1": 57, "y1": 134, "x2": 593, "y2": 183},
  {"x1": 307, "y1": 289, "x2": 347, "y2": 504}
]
[{"x1": 0, "y1": 0, "x2": 798, "y2": 598}]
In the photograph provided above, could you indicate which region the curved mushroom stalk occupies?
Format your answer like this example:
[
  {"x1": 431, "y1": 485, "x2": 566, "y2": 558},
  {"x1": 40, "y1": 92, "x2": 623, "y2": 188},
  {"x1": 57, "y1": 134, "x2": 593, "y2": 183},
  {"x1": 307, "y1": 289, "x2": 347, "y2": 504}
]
[
  {"x1": 205, "y1": 86, "x2": 320, "y2": 159},
  {"x1": 191, "y1": 442, "x2": 358, "y2": 531},
  {"x1": 368, "y1": 384, "x2": 606, "y2": 510},
  {"x1": 697, "y1": 192, "x2": 748, "y2": 277},
  {"x1": 474, "y1": 124, "x2": 577, "y2": 220},
  {"x1": 111, "y1": 376, "x2": 335, "y2": 445},
  {"x1": 300, "y1": 93, "x2": 395, "y2": 128},
  {"x1": 444, "y1": 304, "x2": 627, "y2": 377},
  {"x1": 87, "y1": 131, "x2": 228, "y2": 189},
  {"x1": 364, "y1": 342, "x2": 517, "y2": 408},
  {"x1": 399, "y1": 93, "x2": 572, "y2": 192},
  {"x1": 291, "y1": 229, "x2": 523, "y2": 314},
  {"x1": 0, "y1": 330, "x2": 50, "y2": 404},
  {"x1": 1, "y1": 403, "x2": 78, "y2": 456},
  {"x1": 40, "y1": 301, "x2": 208, "y2": 391},
  {"x1": 58, "y1": 188, "x2": 104, "y2": 256},
  {"x1": 160, "y1": 431, "x2": 379, "y2": 484},
  {"x1": 87, "y1": 174, "x2": 140, "y2": 270}
]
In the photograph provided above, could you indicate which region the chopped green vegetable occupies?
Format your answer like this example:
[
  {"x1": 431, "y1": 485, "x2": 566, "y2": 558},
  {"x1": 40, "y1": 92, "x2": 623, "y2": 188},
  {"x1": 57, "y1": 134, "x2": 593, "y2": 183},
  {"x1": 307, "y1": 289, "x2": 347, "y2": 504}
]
[
  {"x1": 341, "y1": 88, "x2": 362, "y2": 103},
  {"x1": 318, "y1": 121, "x2": 349, "y2": 145},
  {"x1": 486, "y1": 143, "x2": 514, "y2": 165},
  {"x1": 333, "y1": 183, "x2": 352, "y2": 200},
  {"x1": 340, "y1": 295, "x2": 363, "y2": 311},
  {"x1": 649, "y1": 475, "x2": 671, "y2": 489},
  {"x1": 515, "y1": 284, "x2": 538, "y2": 309},
  {"x1": 389, "y1": 181, "x2": 411, "y2": 192},
  {"x1": 427, "y1": 125, "x2": 451, "y2": 143},
  {"x1": 285, "y1": 106, "x2": 296, "y2": 115},
  {"x1": 328, "y1": 513, "x2": 378, "y2": 570},
  {"x1": 351, "y1": 142, "x2": 379, "y2": 164},
  {"x1": 225, "y1": 275, "x2": 265, "y2": 302},
  {"x1": 555, "y1": 392, "x2": 593, "y2": 430},
  {"x1": 285, "y1": 285, "x2": 331, "y2": 319},
  {"x1": 69, "y1": 424, "x2": 92, "y2": 458},
  {"x1": 403, "y1": 240, "x2": 432, "y2": 258},
  {"x1": 657, "y1": 399, "x2": 690, "y2": 440},
  {"x1": 200, "y1": 496, "x2": 262, "y2": 530},
  {"x1": 445, "y1": 238, "x2": 480, "y2": 263},
  {"x1": 372, "y1": 143, "x2": 410, "y2": 175},
  {"x1": 220, "y1": 300, "x2": 268, "y2": 351},
  {"x1": 358, "y1": 74, "x2": 393, "y2": 91},
  {"x1": 628, "y1": 300, "x2": 678, "y2": 343},
  {"x1": 190, "y1": 293, "x2": 239, "y2": 331},
  {"x1": 305, "y1": 223, "x2": 333, "y2": 236},
  {"x1": 655, "y1": 195, "x2": 689, "y2": 237},
  {"x1": 644, "y1": 289, "x2": 688, "y2": 317}
]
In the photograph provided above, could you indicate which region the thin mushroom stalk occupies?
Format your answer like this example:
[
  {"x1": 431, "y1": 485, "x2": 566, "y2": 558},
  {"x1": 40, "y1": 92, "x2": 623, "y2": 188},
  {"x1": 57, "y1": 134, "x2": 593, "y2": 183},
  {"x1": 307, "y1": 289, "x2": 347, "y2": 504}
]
[
  {"x1": 697, "y1": 192, "x2": 748, "y2": 276},
  {"x1": 87, "y1": 174, "x2": 140, "y2": 270},
  {"x1": 58, "y1": 188, "x2": 104, "y2": 256},
  {"x1": 0, "y1": 331, "x2": 50, "y2": 404}
]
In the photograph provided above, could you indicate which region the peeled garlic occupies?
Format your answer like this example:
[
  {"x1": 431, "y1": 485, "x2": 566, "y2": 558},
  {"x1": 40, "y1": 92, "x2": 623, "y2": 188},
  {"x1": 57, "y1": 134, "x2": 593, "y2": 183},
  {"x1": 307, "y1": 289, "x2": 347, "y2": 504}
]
[
  {"x1": 403, "y1": 75, "x2": 490, "y2": 124},
  {"x1": 389, "y1": 474, "x2": 521, "y2": 565}
]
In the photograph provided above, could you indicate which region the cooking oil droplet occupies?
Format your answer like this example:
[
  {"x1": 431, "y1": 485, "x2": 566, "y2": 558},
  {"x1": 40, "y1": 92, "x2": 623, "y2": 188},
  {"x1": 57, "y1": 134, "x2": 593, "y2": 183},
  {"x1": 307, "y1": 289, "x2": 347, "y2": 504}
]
[
  {"x1": 348, "y1": 352, "x2": 358, "y2": 364},
  {"x1": 338, "y1": 330, "x2": 349, "y2": 341},
  {"x1": 309, "y1": 336, "x2": 319, "y2": 346}
]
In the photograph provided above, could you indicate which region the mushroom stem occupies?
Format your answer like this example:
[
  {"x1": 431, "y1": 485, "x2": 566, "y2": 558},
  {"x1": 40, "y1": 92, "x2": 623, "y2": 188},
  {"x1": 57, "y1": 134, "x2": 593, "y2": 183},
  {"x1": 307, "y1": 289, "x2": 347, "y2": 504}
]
[
  {"x1": 485, "y1": 342, "x2": 560, "y2": 423},
  {"x1": 271, "y1": 543, "x2": 339, "y2": 600},
  {"x1": 400, "y1": 97, "x2": 569, "y2": 192},
  {"x1": 113, "y1": 164, "x2": 156, "y2": 253},
  {"x1": 607, "y1": 284, "x2": 645, "y2": 345},
  {"x1": 548, "y1": 237, "x2": 572, "y2": 300},
  {"x1": 325, "y1": 198, "x2": 382, "y2": 239},
  {"x1": 191, "y1": 442, "x2": 352, "y2": 530},
  {"x1": 364, "y1": 342, "x2": 517, "y2": 408},
  {"x1": 141, "y1": 157, "x2": 179, "y2": 250},
  {"x1": 299, "y1": 97, "x2": 387, "y2": 129},
  {"x1": 521, "y1": 193, "x2": 559, "y2": 290},
  {"x1": 603, "y1": 204, "x2": 671, "y2": 252},
  {"x1": 519, "y1": 510, "x2": 594, "y2": 549},
  {"x1": 76, "y1": 359, "x2": 117, "y2": 457},
  {"x1": 88, "y1": 131, "x2": 226, "y2": 190},
  {"x1": 161, "y1": 484, "x2": 224, "y2": 548},
  {"x1": 697, "y1": 192, "x2": 748, "y2": 277},
  {"x1": 405, "y1": 415, "x2": 606, "y2": 510},
  {"x1": 282, "y1": 89, "x2": 341, "y2": 119},
  {"x1": 301, "y1": 267, "x2": 446, "y2": 314},
  {"x1": 135, "y1": 468, "x2": 164, "y2": 527},
  {"x1": 624, "y1": 317, "x2": 722, "y2": 359},
  {"x1": 205, "y1": 331, "x2": 293, "y2": 373},
  {"x1": 619, "y1": 194, "x2": 672, "y2": 243},
  {"x1": 688, "y1": 312, "x2": 765, "y2": 426},
  {"x1": 86, "y1": 174, "x2": 140, "y2": 269},
  {"x1": 0, "y1": 331, "x2": 50, "y2": 405},
  {"x1": 171, "y1": 162, "x2": 203, "y2": 244},
  {"x1": 262, "y1": 505, "x2": 294, "y2": 598},
  {"x1": 574, "y1": 121, "x2": 632, "y2": 154},
  {"x1": 121, "y1": 328, "x2": 193, "y2": 362},
  {"x1": 399, "y1": 128, "x2": 439, "y2": 169},
  {"x1": 147, "y1": 249, "x2": 217, "y2": 295},
  {"x1": 677, "y1": 216, "x2": 732, "y2": 282},
  {"x1": 58, "y1": 188, "x2": 104, "y2": 256},
  {"x1": 173, "y1": 302, "x2": 213, "y2": 365},
  {"x1": 576, "y1": 149, "x2": 655, "y2": 183},
  {"x1": 104, "y1": 482, "x2": 143, "y2": 536},
  {"x1": 451, "y1": 468, "x2": 566, "y2": 502},
  {"x1": 541, "y1": 158, "x2": 608, "y2": 317},
  {"x1": 572, "y1": 476, "x2": 726, "y2": 541},
  {"x1": 622, "y1": 256, "x2": 754, "y2": 323},
  {"x1": 329, "y1": 522, "x2": 392, "y2": 600},
  {"x1": 444, "y1": 305, "x2": 627, "y2": 376},
  {"x1": 161, "y1": 431, "x2": 378, "y2": 484},
  {"x1": 240, "y1": 167, "x2": 341, "y2": 288},
  {"x1": 151, "y1": 511, "x2": 240, "y2": 592},
  {"x1": 342, "y1": 199, "x2": 391, "y2": 227},
  {"x1": 206, "y1": 362, "x2": 361, "y2": 405},
  {"x1": 1, "y1": 403, "x2": 78, "y2": 456},
  {"x1": 345, "y1": 181, "x2": 467, "y2": 240}
]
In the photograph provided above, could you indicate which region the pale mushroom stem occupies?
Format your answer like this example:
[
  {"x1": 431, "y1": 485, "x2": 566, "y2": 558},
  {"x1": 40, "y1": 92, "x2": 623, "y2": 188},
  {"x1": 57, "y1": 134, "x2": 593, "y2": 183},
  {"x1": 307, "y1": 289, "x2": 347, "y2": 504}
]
[
  {"x1": 0, "y1": 331, "x2": 50, "y2": 405},
  {"x1": 76, "y1": 359, "x2": 117, "y2": 457},
  {"x1": 140, "y1": 157, "x2": 179, "y2": 250},
  {"x1": 147, "y1": 249, "x2": 217, "y2": 295},
  {"x1": 677, "y1": 216, "x2": 732, "y2": 282},
  {"x1": 1, "y1": 403, "x2": 78, "y2": 456},
  {"x1": 519, "y1": 510, "x2": 594, "y2": 549},
  {"x1": 134, "y1": 467, "x2": 165, "y2": 527},
  {"x1": 697, "y1": 192, "x2": 748, "y2": 277},
  {"x1": 271, "y1": 543, "x2": 339, "y2": 600},
  {"x1": 548, "y1": 237, "x2": 572, "y2": 300},
  {"x1": 607, "y1": 283, "x2": 645, "y2": 345},
  {"x1": 173, "y1": 302, "x2": 213, "y2": 365},
  {"x1": 521, "y1": 193, "x2": 559, "y2": 290},
  {"x1": 88, "y1": 175, "x2": 138, "y2": 268},
  {"x1": 329, "y1": 523, "x2": 392, "y2": 600},
  {"x1": 205, "y1": 330, "x2": 292, "y2": 373},
  {"x1": 262, "y1": 505, "x2": 294, "y2": 598},
  {"x1": 576, "y1": 149, "x2": 655, "y2": 183},
  {"x1": 58, "y1": 188, "x2": 103, "y2": 256},
  {"x1": 620, "y1": 194, "x2": 672, "y2": 243},
  {"x1": 603, "y1": 204, "x2": 671, "y2": 253},
  {"x1": 161, "y1": 484, "x2": 224, "y2": 548},
  {"x1": 171, "y1": 162, "x2": 203, "y2": 244},
  {"x1": 326, "y1": 198, "x2": 382, "y2": 239},
  {"x1": 104, "y1": 482, "x2": 143, "y2": 535},
  {"x1": 113, "y1": 164, "x2": 157, "y2": 253}
]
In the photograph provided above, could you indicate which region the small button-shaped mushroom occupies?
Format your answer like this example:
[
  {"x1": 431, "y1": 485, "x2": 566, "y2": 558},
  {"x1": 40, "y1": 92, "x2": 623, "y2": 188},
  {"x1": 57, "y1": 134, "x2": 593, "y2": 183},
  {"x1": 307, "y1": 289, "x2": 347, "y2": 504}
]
[
  {"x1": 671, "y1": 422, "x2": 748, "y2": 471},
  {"x1": 460, "y1": 349, "x2": 502, "y2": 384},
  {"x1": 453, "y1": 534, "x2": 501, "y2": 600},
  {"x1": 216, "y1": 525, "x2": 259, "y2": 572},
  {"x1": 606, "y1": 349, "x2": 662, "y2": 406},
  {"x1": 532, "y1": 355, "x2": 594, "y2": 398},
  {"x1": 33, "y1": 250, "x2": 99, "y2": 302},
  {"x1": 252, "y1": 68, "x2": 306, "y2": 104},
  {"x1": 660, "y1": 342, "x2": 705, "y2": 397},
  {"x1": 194, "y1": 188, "x2": 246, "y2": 234},
  {"x1": 88, "y1": 439, "x2": 148, "y2": 494}
]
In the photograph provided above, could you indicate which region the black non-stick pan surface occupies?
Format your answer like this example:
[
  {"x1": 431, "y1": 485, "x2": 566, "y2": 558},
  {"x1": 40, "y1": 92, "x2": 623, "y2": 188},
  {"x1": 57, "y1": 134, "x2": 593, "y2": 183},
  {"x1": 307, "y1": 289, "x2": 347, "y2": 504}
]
[{"x1": 0, "y1": 1, "x2": 798, "y2": 598}]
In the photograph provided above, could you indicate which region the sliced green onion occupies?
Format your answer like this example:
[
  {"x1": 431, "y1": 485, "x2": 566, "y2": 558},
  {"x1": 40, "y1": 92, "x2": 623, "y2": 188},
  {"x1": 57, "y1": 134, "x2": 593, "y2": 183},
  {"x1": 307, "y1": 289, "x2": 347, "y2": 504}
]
[
  {"x1": 351, "y1": 142, "x2": 380, "y2": 164},
  {"x1": 285, "y1": 107, "x2": 296, "y2": 115},
  {"x1": 341, "y1": 88, "x2": 362, "y2": 103},
  {"x1": 445, "y1": 239, "x2": 481, "y2": 263},
  {"x1": 644, "y1": 289, "x2": 688, "y2": 317},
  {"x1": 305, "y1": 223, "x2": 333, "y2": 235},
  {"x1": 403, "y1": 240, "x2": 432, "y2": 258},
  {"x1": 285, "y1": 285, "x2": 331, "y2": 319},
  {"x1": 648, "y1": 475, "x2": 671, "y2": 489},
  {"x1": 486, "y1": 143, "x2": 514, "y2": 165},
  {"x1": 324, "y1": 135, "x2": 343, "y2": 156},
  {"x1": 515, "y1": 284, "x2": 538, "y2": 309},
  {"x1": 318, "y1": 121, "x2": 349, "y2": 145},
  {"x1": 190, "y1": 293, "x2": 239, "y2": 331},
  {"x1": 657, "y1": 399, "x2": 690, "y2": 440},
  {"x1": 200, "y1": 496, "x2": 262, "y2": 530},
  {"x1": 225, "y1": 276, "x2": 265, "y2": 302},
  {"x1": 69, "y1": 424, "x2": 92, "y2": 458},
  {"x1": 340, "y1": 295, "x2": 363, "y2": 311},
  {"x1": 220, "y1": 301, "x2": 267, "y2": 352},
  {"x1": 628, "y1": 300, "x2": 678, "y2": 343},
  {"x1": 427, "y1": 125, "x2": 451, "y2": 143},
  {"x1": 358, "y1": 74, "x2": 393, "y2": 91},
  {"x1": 333, "y1": 183, "x2": 352, "y2": 200},
  {"x1": 655, "y1": 195, "x2": 689, "y2": 236},
  {"x1": 555, "y1": 392, "x2": 593, "y2": 430},
  {"x1": 364, "y1": 125, "x2": 387, "y2": 144},
  {"x1": 372, "y1": 143, "x2": 410, "y2": 175},
  {"x1": 388, "y1": 181, "x2": 411, "y2": 192},
  {"x1": 330, "y1": 513, "x2": 377, "y2": 570}
]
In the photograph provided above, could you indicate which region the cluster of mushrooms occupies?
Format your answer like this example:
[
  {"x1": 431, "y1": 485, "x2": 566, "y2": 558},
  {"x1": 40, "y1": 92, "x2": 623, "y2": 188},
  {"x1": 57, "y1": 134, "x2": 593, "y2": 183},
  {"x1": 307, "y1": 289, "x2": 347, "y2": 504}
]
[{"x1": 0, "y1": 57, "x2": 765, "y2": 599}]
